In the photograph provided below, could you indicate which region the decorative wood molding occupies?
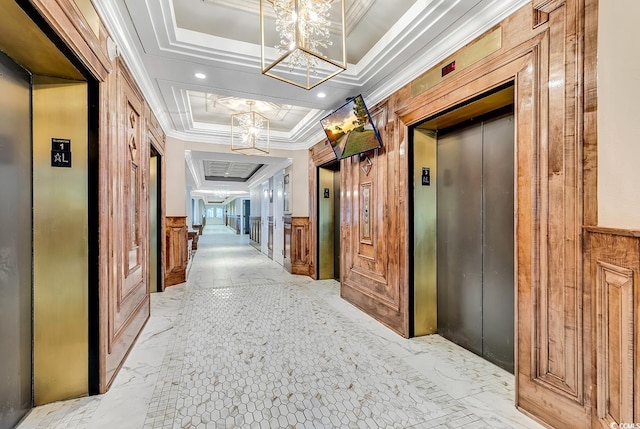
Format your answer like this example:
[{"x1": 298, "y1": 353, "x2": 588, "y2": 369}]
[
  {"x1": 533, "y1": 0, "x2": 566, "y2": 14},
  {"x1": 29, "y1": 0, "x2": 112, "y2": 81},
  {"x1": 596, "y1": 261, "x2": 634, "y2": 425},
  {"x1": 165, "y1": 217, "x2": 188, "y2": 286},
  {"x1": 283, "y1": 215, "x2": 292, "y2": 273},
  {"x1": 310, "y1": 139, "x2": 337, "y2": 167},
  {"x1": 100, "y1": 58, "x2": 152, "y2": 392},
  {"x1": 584, "y1": 226, "x2": 640, "y2": 238},
  {"x1": 587, "y1": 230, "x2": 640, "y2": 426},
  {"x1": 291, "y1": 217, "x2": 310, "y2": 276}
]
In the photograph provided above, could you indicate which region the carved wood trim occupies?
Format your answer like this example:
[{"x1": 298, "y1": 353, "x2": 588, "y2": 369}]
[
  {"x1": 584, "y1": 227, "x2": 640, "y2": 238},
  {"x1": 291, "y1": 217, "x2": 310, "y2": 276},
  {"x1": 310, "y1": 139, "x2": 337, "y2": 167},
  {"x1": 596, "y1": 261, "x2": 634, "y2": 425},
  {"x1": 530, "y1": 3, "x2": 583, "y2": 402},
  {"x1": 165, "y1": 216, "x2": 188, "y2": 286},
  {"x1": 587, "y1": 230, "x2": 640, "y2": 427},
  {"x1": 533, "y1": 0, "x2": 566, "y2": 14}
]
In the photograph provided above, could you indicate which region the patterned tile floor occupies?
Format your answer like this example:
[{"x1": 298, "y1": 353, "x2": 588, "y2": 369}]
[{"x1": 18, "y1": 225, "x2": 544, "y2": 429}]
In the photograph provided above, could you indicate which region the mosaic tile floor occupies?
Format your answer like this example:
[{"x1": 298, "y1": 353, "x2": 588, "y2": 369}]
[{"x1": 18, "y1": 225, "x2": 544, "y2": 429}]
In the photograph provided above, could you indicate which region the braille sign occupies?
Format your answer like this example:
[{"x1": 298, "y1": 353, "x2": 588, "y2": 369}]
[{"x1": 51, "y1": 138, "x2": 72, "y2": 168}]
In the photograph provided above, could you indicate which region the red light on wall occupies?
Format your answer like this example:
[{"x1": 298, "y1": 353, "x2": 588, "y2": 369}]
[{"x1": 442, "y1": 61, "x2": 456, "y2": 77}]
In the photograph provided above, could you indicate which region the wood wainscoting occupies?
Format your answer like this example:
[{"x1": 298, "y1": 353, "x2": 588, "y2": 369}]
[
  {"x1": 586, "y1": 227, "x2": 640, "y2": 428},
  {"x1": 283, "y1": 216, "x2": 310, "y2": 276},
  {"x1": 250, "y1": 216, "x2": 261, "y2": 246},
  {"x1": 228, "y1": 215, "x2": 241, "y2": 235},
  {"x1": 308, "y1": 1, "x2": 598, "y2": 427},
  {"x1": 165, "y1": 216, "x2": 188, "y2": 287}
]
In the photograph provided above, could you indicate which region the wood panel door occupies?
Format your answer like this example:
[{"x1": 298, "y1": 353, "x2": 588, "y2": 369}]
[{"x1": 102, "y1": 61, "x2": 150, "y2": 388}]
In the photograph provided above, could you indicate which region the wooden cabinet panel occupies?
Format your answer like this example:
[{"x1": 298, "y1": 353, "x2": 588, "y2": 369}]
[{"x1": 165, "y1": 216, "x2": 188, "y2": 287}]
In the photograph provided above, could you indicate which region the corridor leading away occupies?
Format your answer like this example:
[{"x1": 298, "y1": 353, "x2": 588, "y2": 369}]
[{"x1": 18, "y1": 226, "x2": 542, "y2": 429}]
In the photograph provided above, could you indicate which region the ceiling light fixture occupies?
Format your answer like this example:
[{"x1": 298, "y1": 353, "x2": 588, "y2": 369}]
[
  {"x1": 260, "y1": 0, "x2": 346, "y2": 90},
  {"x1": 195, "y1": 72, "x2": 207, "y2": 79},
  {"x1": 317, "y1": 92, "x2": 326, "y2": 98},
  {"x1": 231, "y1": 101, "x2": 270, "y2": 155}
]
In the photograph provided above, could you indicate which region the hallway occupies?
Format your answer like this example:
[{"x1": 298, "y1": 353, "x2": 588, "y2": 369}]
[{"x1": 19, "y1": 226, "x2": 542, "y2": 429}]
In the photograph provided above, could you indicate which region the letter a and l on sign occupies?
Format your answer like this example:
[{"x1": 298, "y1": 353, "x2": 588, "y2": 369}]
[{"x1": 51, "y1": 138, "x2": 72, "y2": 168}]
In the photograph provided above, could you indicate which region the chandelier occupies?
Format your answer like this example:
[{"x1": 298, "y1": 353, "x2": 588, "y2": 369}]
[
  {"x1": 260, "y1": 0, "x2": 346, "y2": 90},
  {"x1": 231, "y1": 101, "x2": 270, "y2": 154}
]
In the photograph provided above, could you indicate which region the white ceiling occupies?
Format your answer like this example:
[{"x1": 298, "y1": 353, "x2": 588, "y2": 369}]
[{"x1": 94, "y1": 0, "x2": 528, "y2": 200}]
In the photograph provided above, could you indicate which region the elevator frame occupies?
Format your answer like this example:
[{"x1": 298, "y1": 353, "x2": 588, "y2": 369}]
[{"x1": 409, "y1": 82, "x2": 516, "y2": 340}]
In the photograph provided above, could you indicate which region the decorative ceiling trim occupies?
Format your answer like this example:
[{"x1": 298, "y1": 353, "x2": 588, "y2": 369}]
[
  {"x1": 97, "y1": 0, "x2": 530, "y2": 152},
  {"x1": 169, "y1": 87, "x2": 326, "y2": 148},
  {"x1": 366, "y1": 0, "x2": 530, "y2": 107},
  {"x1": 345, "y1": 0, "x2": 377, "y2": 35},
  {"x1": 93, "y1": 0, "x2": 173, "y2": 137}
]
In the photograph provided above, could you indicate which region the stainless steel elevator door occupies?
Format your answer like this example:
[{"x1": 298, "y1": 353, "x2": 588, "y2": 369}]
[
  {"x1": 437, "y1": 123, "x2": 484, "y2": 356},
  {"x1": 436, "y1": 110, "x2": 514, "y2": 373},
  {"x1": 0, "y1": 52, "x2": 33, "y2": 428},
  {"x1": 481, "y1": 113, "x2": 515, "y2": 372}
]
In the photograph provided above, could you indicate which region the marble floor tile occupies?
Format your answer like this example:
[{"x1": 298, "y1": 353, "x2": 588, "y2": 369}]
[{"x1": 18, "y1": 225, "x2": 544, "y2": 429}]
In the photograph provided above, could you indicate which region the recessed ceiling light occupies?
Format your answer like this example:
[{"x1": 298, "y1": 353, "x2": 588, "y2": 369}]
[
  {"x1": 317, "y1": 92, "x2": 326, "y2": 98},
  {"x1": 195, "y1": 73, "x2": 206, "y2": 79}
]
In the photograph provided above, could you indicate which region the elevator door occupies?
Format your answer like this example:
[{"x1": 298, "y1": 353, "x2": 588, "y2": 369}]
[
  {"x1": 437, "y1": 111, "x2": 514, "y2": 372},
  {"x1": 0, "y1": 53, "x2": 32, "y2": 428}
]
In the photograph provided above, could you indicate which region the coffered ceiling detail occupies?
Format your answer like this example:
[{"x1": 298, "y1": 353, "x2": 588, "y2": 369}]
[{"x1": 94, "y1": 0, "x2": 529, "y2": 198}]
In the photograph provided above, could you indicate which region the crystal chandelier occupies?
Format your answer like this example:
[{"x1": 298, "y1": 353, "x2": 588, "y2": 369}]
[
  {"x1": 260, "y1": 0, "x2": 346, "y2": 90},
  {"x1": 231, "y1": 101, "x2": 270, "y2": 154}
]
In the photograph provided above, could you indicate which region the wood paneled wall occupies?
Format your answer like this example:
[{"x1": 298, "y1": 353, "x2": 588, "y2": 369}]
[
  {"x1": 250, "y1": 216, "x2": 261, "y2": 244},
  {"x1": 100, "y1": 59, "x2": 155, "y2": 390},
  {"x1": 309, "y1": 1, "x2": 599, "y2": 427},
  {"x1": 228, "y1": 215, "x2": 241, "y2": 235},
  {"x1": 586, "y1": 228, "x2": 640, "y2": 428},
  {"x1": 28, "y1": 0, "x2": 168, "y2": 393},
  {"x1": 291, "y1": 217, "x2": 310, "y2": 276},
  {"x1": 165, "y1": 216, "x2": 188, "y2": 287}
]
